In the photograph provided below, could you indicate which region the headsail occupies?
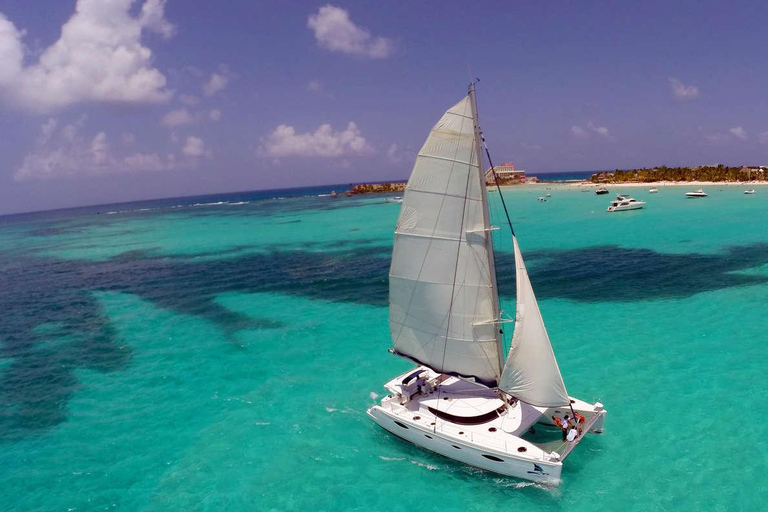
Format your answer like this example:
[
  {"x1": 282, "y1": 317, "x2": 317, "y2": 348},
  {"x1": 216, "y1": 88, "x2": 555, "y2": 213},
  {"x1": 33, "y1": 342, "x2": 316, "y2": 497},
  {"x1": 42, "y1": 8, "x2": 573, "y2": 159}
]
[
  {"x1": 498, "y1": 236, "x2": 570, "y2": 406},
  {"x1": 389, "y1": 92, "x2": 503, "y2": 387}
]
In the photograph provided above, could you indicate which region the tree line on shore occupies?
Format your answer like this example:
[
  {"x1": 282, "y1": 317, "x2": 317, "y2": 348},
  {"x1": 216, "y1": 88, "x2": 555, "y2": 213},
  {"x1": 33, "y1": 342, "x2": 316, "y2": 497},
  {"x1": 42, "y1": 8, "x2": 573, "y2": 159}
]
[{"x1": 590, "y1": 165, "x2": 765, "y2": 183}]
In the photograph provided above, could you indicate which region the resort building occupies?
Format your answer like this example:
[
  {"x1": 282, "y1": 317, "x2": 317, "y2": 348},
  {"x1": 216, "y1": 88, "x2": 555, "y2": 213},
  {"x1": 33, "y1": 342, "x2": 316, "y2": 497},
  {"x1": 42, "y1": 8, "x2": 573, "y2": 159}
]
[{"x1": 486, "y1": 162, "x2": 525, "y2": 182}]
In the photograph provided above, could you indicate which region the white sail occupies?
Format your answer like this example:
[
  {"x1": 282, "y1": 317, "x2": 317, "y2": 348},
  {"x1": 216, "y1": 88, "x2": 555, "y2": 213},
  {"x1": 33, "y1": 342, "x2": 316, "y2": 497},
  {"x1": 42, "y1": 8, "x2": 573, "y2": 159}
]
[
  {"x1": 499, "y1": 236, "x2": 570, "y2": 406},
  {"x1": 389, "y1": 94, "x2": 503, "y2": 386}
]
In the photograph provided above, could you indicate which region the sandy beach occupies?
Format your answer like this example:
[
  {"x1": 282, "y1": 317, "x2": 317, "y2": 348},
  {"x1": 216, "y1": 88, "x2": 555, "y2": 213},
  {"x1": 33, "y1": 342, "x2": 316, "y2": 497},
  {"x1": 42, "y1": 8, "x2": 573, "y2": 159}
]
[{"x1": 566, "y1": 180, "x2": 768, "y2": 188}]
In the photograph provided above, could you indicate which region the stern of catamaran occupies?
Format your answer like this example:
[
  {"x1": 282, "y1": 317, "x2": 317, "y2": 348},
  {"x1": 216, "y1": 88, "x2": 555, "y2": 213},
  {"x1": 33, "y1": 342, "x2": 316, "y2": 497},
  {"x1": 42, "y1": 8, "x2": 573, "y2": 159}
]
[{"x1": 522, "y1": 398, "x2": 607, "y2": 460}]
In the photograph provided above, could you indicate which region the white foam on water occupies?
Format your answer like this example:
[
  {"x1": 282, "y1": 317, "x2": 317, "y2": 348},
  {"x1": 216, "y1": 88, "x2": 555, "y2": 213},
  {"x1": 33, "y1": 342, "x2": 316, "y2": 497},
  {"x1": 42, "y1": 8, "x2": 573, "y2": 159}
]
[{"x1": 410, "y1": 459, "x2": 439, "y2": 471}]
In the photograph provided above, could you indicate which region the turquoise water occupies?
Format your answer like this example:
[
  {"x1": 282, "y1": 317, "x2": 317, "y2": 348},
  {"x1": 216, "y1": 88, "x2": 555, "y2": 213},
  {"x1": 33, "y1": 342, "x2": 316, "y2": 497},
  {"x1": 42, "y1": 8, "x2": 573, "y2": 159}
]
[{"x1": 2, "y1": 184, "x2": 768, "y2": 510}]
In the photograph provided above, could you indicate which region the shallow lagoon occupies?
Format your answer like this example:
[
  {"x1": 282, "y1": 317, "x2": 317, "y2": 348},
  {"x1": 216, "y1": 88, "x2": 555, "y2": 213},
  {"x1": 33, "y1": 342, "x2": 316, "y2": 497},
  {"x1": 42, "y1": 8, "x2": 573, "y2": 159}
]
[{"x1": 1, "y1": 184, "x2": 768, "y2": 510}]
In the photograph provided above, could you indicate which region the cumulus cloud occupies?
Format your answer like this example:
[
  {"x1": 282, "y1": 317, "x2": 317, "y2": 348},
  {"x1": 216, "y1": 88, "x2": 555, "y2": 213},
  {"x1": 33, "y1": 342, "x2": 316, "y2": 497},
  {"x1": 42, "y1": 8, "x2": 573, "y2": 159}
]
[
  {"x1": 571, "y1": 122, "x2": 610, "y2": 139},
  {"x1": 386, "y1": 144, "x2": 402, "y2": 163},
  {"x1": 208, "y1": 109, "x2": 222, "y2": 122},
  {"x1": 307, "y1": 5, "x2": 394, "y2": 59},
  {"x1": 260, "y1": 121, "x2": 374, "y2": 158},
  {"x1": 0, "y1": 0, "x2": 174, "y2": 111},
  {"x1": 669, "y1": 78, "x2": 699, "y2": 100},
  {"x1": 202, "y1": 66, "x2": 231, "y2": 96},
  {"x1": 705, "y1": 127, "x2": 749, "y2": 144},
  {"x1": 161, "y1": 108, "x2": 194, "y2": 127},
  {"x1": 182, "y1": 136, "x2": 211, "y2": 158},
  {"x1": 307, "y1": 80, "x2": 323, "y2": 92},
  {"x1": 570, "y1": 125, "x2": 588, "y2": 139},
  {"x1": 15, "y1": 117, "x2": 179, "y2": 181},
  {"x1": 729, "y1": 126, "x2": 747, "y2": 140}
]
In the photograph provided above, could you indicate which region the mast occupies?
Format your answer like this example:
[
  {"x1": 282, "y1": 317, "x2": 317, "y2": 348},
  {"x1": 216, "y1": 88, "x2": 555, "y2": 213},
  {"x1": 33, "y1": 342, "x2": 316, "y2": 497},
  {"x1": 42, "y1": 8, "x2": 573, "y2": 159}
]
[{"x1": 468, "y1": 83, "x2": 504, "y2": 373}]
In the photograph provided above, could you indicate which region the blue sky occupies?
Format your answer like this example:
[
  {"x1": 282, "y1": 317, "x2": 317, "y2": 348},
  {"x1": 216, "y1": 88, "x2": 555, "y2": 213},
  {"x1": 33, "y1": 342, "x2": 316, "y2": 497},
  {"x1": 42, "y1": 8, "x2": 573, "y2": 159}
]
[{"x1": 0, "y1": 0, "x2": 767, "y2": 214}]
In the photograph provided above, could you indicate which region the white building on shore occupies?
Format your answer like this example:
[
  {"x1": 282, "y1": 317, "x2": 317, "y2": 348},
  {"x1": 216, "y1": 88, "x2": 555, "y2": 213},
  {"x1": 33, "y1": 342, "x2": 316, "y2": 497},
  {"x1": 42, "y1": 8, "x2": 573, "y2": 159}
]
[{"x1": 485, "y1": 162, "x2": 525, "y2": 182}]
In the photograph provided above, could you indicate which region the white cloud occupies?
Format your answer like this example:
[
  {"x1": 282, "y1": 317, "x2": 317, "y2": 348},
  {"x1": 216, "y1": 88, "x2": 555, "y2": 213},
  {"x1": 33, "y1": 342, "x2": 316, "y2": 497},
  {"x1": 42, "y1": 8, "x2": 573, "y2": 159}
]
[
  {"x1": 182, "y1": 136, "x2": 211, "y2": 158},
  {"x1": 179, "y1": 94, "x2": 200, "y2": 106},
  {"x1": 587, "y1": 122, "x2": 610, "y2": 137},
  {"x1": 571, "y1": 122, "x2": 610, "y2": 139},
  {"x1": 386, "y1": 144, "x2": 402, "y2": 163},
  {"x1": 669, "y1": 78, "x2": 699, "y2": 100},
  {"x1": 307, "y1": 80, "x2": 323, "y2": 92},
  {"x1": 161, "y1": 108, "x2": 194, "y2": 127},
  {"x1": 307, "y1": 5, "x2": 394, "y2": 59},
  {"x1": 15, "y1": 118, "x2": 178, "y2": 181},
  {"x1": 729, "y1": 126, "x2": 747, "y2": 140},
  {"x1": 260, "y1": 121, "x2": 374, "y2": 158},
  {"x1": 0, "y1": 0, "x2": 174, "y2": 111},
  {"x1": 208, "y1": 109, "x2": 222, "y2": 122},
  {"x1": 203, "y1": 66, "x2": 230, "y2": 96},
  {"x1": 571, "y1": 126, "x2": 588, "y2": 139}
]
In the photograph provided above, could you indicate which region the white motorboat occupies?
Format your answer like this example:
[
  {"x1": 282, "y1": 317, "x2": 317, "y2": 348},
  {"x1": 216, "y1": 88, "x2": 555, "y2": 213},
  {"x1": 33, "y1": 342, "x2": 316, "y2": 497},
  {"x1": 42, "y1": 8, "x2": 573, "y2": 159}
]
[
  {"x1": 385, "y1": 196, "x2": 404, "y2": 204},
  {"x1": 368, "y1": 84, "x2": 606, "y2": 486},
  {"x1": 537, "y1": 196, "x2": 547, "y2": 202},
  {"x1": 745, "y1": 189, "x2": 756, "y2": 195},
  {"x1": 685, "y1": 189, "x2": 707, "y2": 197},
  {"x1": 649, "y1": 188, "x2": 659, "y2": 193},
  {"x1": 607, "y1": 194, "x2": 646, "y2": 212},
  {"x1": 595, "y1": 187, "x2": 609, "y2": 195}
]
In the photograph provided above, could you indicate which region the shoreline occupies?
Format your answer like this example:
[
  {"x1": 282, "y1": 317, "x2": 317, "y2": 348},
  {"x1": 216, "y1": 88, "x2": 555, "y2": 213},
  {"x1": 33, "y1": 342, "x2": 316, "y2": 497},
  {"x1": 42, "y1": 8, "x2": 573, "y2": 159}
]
[{"x1": 567, "y1": 180, "x2": 768, "y2": 188}]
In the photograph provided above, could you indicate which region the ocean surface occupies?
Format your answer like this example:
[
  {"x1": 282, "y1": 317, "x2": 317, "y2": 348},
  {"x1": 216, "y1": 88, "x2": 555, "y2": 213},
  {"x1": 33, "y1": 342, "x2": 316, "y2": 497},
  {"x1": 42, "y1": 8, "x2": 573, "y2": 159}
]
[{"x1": 2, "y1": 183, "x2": 768, "y2": 511}]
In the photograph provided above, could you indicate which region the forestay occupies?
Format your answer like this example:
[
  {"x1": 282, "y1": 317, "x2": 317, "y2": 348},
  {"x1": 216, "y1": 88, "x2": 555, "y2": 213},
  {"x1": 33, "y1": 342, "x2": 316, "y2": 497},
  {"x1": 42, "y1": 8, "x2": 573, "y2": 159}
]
[
  {"x1": 498, "y1": 236, "x2": 570, "y2": 407},
  {"x1": 389, "y1": 94, "x2": 503, "y2": 387}
]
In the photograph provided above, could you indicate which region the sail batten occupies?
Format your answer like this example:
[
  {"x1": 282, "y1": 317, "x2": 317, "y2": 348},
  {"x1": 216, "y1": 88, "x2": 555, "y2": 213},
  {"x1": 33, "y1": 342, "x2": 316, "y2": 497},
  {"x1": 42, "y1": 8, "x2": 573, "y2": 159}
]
[{"x1": 389, "y1": 94, "x2": 503, "y2": 386}]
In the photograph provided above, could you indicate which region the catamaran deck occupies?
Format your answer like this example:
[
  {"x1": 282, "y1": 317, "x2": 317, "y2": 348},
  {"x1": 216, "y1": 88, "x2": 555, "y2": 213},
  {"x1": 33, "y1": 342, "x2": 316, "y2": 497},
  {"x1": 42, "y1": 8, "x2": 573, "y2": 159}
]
[{"x1": 380, "y1": 369, "x2": 605, "y2": 462}]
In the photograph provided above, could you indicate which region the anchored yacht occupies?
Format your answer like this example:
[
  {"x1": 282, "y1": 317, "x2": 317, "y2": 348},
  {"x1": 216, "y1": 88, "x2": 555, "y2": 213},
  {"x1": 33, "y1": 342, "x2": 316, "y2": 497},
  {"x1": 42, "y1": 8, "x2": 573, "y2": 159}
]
[
  {"x1": 607, "y1": 195, "x2": 646, "y2": 212},
  {"x1": 685, "y1": 189, "x2": 708, "y2": 197}
]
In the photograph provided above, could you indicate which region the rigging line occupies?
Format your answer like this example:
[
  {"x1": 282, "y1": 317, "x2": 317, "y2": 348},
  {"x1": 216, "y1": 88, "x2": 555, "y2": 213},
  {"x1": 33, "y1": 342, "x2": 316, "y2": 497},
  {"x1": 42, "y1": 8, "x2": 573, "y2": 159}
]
[{"x1": 481, "y1": 137, "x2": 516, "y2": 238}]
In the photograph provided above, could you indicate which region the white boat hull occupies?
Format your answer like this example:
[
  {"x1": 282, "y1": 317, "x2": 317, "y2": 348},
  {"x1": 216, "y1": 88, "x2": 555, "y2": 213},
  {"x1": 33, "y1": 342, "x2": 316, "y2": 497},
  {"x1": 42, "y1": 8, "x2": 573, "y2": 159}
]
[
  {"x1": 368, "y1": 404, "x2": 563, "y2": 484},
  {"x1": 368, "y1": 368, "x2": 606, "y2": 485},
  {"x1": 607, "y1": 202, "x2": 645, "y2": 212}
]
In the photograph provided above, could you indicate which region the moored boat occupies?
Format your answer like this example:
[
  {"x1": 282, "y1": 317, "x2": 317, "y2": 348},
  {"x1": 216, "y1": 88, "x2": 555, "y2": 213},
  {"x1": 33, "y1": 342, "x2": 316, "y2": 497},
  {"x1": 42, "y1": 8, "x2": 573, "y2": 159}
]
[
  {"x1": 685, "y1": 189, "x2": 708, "y2": 197},
  {"x1": 607, "y1": 194, "x2": 646, "y2": 212},
  {"x1": 595, "y1": 187, "x2": 609, "y2": 195}
]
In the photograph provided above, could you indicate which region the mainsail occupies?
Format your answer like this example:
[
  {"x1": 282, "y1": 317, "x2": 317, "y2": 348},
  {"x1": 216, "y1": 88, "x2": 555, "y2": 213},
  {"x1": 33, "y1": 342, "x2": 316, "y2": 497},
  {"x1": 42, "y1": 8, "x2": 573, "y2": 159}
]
[
  {"x1": 389, "y1": 85, "x2": 570, "y2": 406},
  {"x1": 389, "y1": 91, "x2": 503, "y2": 386},
  {"x1": 498, "y1": 236, "x2": 570, "y2": 406}
]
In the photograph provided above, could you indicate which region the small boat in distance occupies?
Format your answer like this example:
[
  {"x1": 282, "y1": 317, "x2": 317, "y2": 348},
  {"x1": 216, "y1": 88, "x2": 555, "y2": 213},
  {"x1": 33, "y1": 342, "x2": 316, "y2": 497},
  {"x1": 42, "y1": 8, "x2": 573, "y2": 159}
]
[
  {"x1": 595, "y1": 187, "x2": 609, "y2": 195},
  {"x1": 685, "y1": 189, "x2": 708, "y2": 197},
  {"x1": 385, "y1": 196, "x2": 404, "y2": 204},
  {"x1": 538, "y1": 196, "x2": 547, "y2": 202},
  {"x1": 745, "y1": 189, "x2": 756, "y2": 195},
  {"x1": 649, "y1": 188, "x2": 659, "y2": 193},
  {"x1": 607, "y1": 194, "x2": 646, "y2": 212}
]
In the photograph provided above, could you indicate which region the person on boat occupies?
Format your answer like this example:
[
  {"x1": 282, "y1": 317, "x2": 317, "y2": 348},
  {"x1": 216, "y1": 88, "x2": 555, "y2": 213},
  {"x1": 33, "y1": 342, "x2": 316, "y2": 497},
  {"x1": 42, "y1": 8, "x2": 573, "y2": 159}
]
[
  {"x1": 566, "y1": 427, "x2": 579, "y2": 442},
  {"x1": 552, "y1": 414, "x2": 569, "y2": 441}
]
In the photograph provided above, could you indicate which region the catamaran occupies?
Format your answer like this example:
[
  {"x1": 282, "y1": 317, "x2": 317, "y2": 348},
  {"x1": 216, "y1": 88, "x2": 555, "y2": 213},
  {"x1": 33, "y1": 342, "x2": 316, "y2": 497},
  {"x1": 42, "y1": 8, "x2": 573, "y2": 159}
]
[{"x1": 367, "y1": 84, "x2": 606, "y2": 485}]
